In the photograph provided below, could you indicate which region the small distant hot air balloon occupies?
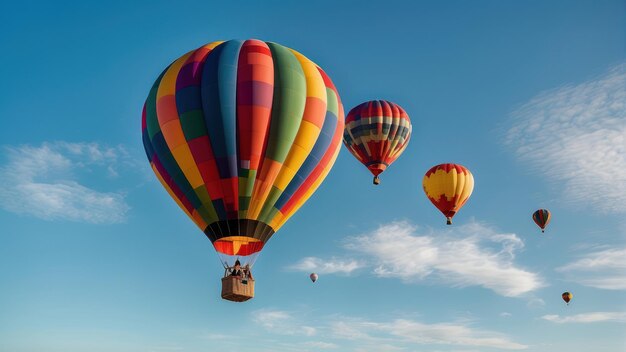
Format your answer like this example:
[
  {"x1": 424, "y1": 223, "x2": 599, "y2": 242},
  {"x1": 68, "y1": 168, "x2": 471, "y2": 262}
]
[
  {"x1": 142, "y1": 39, "x2": 344, "y2": 302},
  {"x1": 423, "y1": 163, "x2": 474, "y2": 225},
  {"x1": 562, "y1": 291, "x2": 573, "y2": 305},
  {"x1": 310, "y1": 273, "x2": 318, "y2": 283},
  {"x1": 343, "y1": 100, "x2": 412, "y2": 185},
  {"x1": 532, "y1": 209, "x2": 551, "y2": 233}
]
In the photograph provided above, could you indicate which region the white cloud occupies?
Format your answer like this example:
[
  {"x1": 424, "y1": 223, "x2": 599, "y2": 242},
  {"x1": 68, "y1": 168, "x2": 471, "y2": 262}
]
[
  {"x1": 345, "y1": 221, "x2": 543, "y2": 297},
  {"x1": 0, "y1": 142, "x2": 130, "y2": 224},
  {"x1": 303, "y1": 341, "x2": 338, "y2": 349},
  {"x1": 526, "y1": 298, "x2": 546, "y2": 309},
  {"x1": 500, "y1": 312, "x2": 512, "y2": 318},
  {"x1": 252, "y1": 309, "x2": 316, "y2": 336},
  {"x1": 542, "y1": 312, "x2": 626, "y2": 324},
  {"x1": 249, "y1": 308, "x2": 527, "y2": 350},
  {"x1": 505, "y1": 63, "x2": 626, "y2": 214},
  {"x1": 352, "y1": 344, "x2": 405, "y2": 352},
  {"x1": 149, "y1": 347, "x2": 183, "y2": 352},
  {"x1": 292, "y1": 256, "x2": 364, "y2": 275},
  {"x1": 556, "y1": 247, "x2": 626, "y2": 290},
  {"x1": 330, "y1": 317, "x2": 527, "y2": 350},
  {"x1": 199, "y1": 333, "x2": 231, "y2": 340},
  {"x1": 331, "y1": 320, "x2": 377, "y2": 341}
]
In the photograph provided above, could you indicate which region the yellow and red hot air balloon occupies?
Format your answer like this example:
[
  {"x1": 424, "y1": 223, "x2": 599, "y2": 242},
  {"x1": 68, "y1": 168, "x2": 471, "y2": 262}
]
[
  {"x1": 343, "y1": 100, "x2": 412, "y2": 185},
  {"x1": 142, "y1": 39, "x2": 344, "y2": 301},
  {"x1": 562, "y1": 291, "x2": 573, "y2": 305},
  {"x1": 422, "y1": 163, "x2": 474, "y2": 225},
  {"x1": 532, "y1": 209, "x2": 551, "y2": 233}
]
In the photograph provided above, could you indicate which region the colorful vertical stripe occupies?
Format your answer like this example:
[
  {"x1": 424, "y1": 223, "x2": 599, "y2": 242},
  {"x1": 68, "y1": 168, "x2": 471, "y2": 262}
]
[{"x1": 142, "y1": 40, "x2": 344, "y2": 257}]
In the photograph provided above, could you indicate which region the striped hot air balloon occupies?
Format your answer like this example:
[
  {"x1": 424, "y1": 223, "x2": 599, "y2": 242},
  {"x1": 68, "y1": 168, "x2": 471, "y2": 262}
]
[
  {"x1": 532, "y1": 209, "x2": 551, "y2": 233},
  {"x1": 343, "y1": 100, "x2": 412, "y2": 185},
  {"x1": 142, "y1": 39, "x2": 344, "y2": 274},
  {"x1": 423, "y1": 163, "x2": 474, "y2": 225}
]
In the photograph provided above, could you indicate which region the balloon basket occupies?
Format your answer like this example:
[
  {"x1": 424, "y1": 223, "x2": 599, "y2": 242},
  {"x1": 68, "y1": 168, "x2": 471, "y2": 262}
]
[{"x1": 221, "y1": 276, "x2": 255, "y2": 302}]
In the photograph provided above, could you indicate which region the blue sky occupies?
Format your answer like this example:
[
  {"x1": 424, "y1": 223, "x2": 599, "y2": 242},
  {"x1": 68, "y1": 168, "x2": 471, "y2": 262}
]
[{"x1": 1, "y1": 1, "x2": 625, "y2": 351}]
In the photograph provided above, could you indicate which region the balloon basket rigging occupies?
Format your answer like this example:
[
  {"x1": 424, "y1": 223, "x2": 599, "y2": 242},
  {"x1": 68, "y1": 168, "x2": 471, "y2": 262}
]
[{"x1": 221, "y1": 276, "x2": 255, "y2": 302}]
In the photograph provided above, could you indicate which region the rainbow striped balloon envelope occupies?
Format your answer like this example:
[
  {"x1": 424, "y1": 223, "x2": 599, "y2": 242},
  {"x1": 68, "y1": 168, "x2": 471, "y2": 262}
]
[{"x1": 142, "y1": 39, "x2": 344, "y2": 266}]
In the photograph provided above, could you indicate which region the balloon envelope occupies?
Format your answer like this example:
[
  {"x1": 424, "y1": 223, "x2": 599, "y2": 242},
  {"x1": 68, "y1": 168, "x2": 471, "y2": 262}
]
[
  {"x1": 533, "y1": 209, "x2": 551, "y2": 233},
  {"x1": 142, "y1": 39, "x2": 344, "y2": 266},
  {"x1": 310, "y1": 273, "x2": 318, "y2": 282},
  {"x1": 562, "y1": 291, "x2": 573, "y2": 304},
  {"x1": 423, "y1": 163, "x2": 474, "y2": 224},
  {"x1": 343, "y1": 100, "x2": 411, "y2": 185}
]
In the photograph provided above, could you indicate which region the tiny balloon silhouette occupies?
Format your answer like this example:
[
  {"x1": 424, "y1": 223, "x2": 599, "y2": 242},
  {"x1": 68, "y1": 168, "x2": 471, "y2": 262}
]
[
  {"x1": 562, "y1": 291, "x2": 573, "y2": 305},
  {"x1": 310, "y1": 273, "x2": 318, "y2": 283},
  {"x1": 533, "y1": 209, "x2": 551, "y2": 233}
]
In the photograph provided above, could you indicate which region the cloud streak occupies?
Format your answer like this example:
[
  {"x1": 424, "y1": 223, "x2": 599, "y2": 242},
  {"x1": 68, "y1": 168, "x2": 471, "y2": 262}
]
[
  {"x1": 0, "y1": 142, "x2": 130, "y2": 224},
  {"x1": 556, "y1": 247, "x2": 626, "y2": 290},
  {"x1": 250, "y1": 309, "x2": 527, "y2": 350},
  {"x1": 345, "y1": 221, "x2": 543, "y2": 297},
  {"x1": 505, "y1": 63, "x2": 626, "y2": 213},
  {"x1": 252, "y1": 309, "x2": 316, "y2": 336},
  {"x1": 291, "y1": 257, "x2": 364, "y2": 275},
  {"x1": 542, "y1": 312, "x2": 626, "y2": 324},
  {"x1": 328, "y1": 317, "x2": 527, "y2": 350}
]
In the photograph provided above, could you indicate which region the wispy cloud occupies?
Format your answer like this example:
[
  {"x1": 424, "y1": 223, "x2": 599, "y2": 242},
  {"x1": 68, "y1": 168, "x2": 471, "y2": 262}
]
[
  {"x1": 0, "y1": 142, "x2": 130, "y2": 223},
  {"x1": 526, "y1": 298, "x2": 546, "y2": 309},
  {"x1": 542, "y1": 312, "x2": 626, "y2": 324},
  {"x1": 252, "y1": 309, "x2": 316, "y2": 336},
  {"x1": 556, "y1": 247, "x2": 626, "y2": 290},
  {"x1": 249, "y1": 309, "x2": 527, "y2": 350},
  {"x1": 148, "y1": 347, "x2": 184, "y2": 352},
  {"x1": 291, "y1": 257, "x2": 364, "y2": 275},
  {"x1": 505, "y1": 63, "x2": 626, "y2": 214},
  {"x1": 199, "y1": 332, "x2": 232, "y2": 340},
  {"x1": 303, "y1": 341, "x2": 338, "y2": 349},
  {"x1": 344, "y1": 221, "x2": 543, "y2": 297},
  {"x1": 330, "y1": 317, "x2": 527, "y2": 350}
]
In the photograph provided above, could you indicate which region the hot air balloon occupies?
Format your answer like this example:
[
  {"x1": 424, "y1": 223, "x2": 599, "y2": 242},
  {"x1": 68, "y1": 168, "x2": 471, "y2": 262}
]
[
  {"x1": 142, "y1": 39, "x2": 344, "y2": 302},
  {"x1": 310, "y1": 273, "x2": 318, "y2": 283},
  {"x1": 422, "y1": 163, "x2": 474, "y2": 225},
  {"x1": 532, "y1": 209, "x2": 551, "y2": 233},
  {"x1": 343, "y1": 100, "x2": 412, "y2": 185},
  {"x1": 562, "y1": 291, "x2": 573, "y2": 305}
]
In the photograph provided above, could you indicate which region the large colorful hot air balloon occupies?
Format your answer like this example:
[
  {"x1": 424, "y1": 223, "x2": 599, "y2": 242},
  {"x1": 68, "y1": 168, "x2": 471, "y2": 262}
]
[
  {"x1": 142, "y1": 39, "x2": 344, "y2": 301},
  {"x1": 343, "y1": 100, "x2": 412, "y2": 185},
  {"x1": 562, "y1": 291, "x2": 573, "y2": 305},
  {"x1": 532, "y1": 209, "x2": 551, "y2": 233},
  {"x1": 423, "y1": 163, "x2": 474, "y2": 225}
]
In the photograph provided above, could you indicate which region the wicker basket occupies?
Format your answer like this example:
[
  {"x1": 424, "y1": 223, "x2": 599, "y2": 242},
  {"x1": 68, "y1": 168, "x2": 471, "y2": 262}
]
[{"x1": 221, "y1": 276, "x2": 255, "y2": 302}]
